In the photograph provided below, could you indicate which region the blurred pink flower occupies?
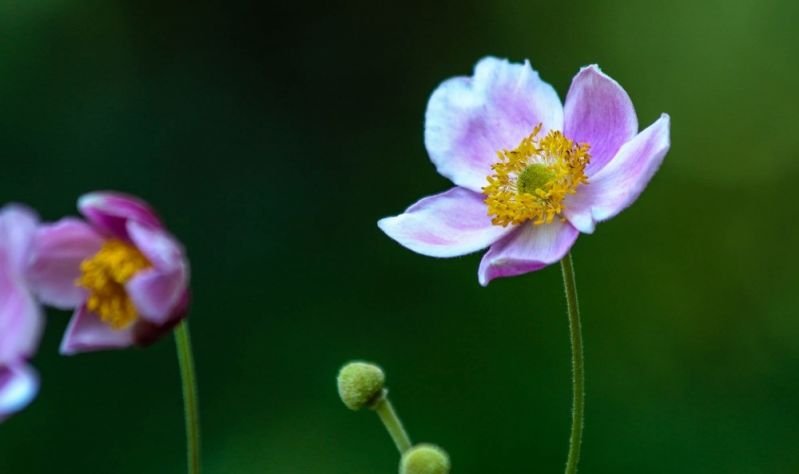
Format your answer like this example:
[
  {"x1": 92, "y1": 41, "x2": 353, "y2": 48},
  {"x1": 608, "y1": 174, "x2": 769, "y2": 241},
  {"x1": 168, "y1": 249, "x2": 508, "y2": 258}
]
[
  {"x1": 0, "y1": 205, "x2": 43, "y2": 422},
  {"x1": 379, "y1": 57, "x2": 670, "y2": 285},
  {"x1": 29, "y1": 192, "x2": 190, "y2": 355}
]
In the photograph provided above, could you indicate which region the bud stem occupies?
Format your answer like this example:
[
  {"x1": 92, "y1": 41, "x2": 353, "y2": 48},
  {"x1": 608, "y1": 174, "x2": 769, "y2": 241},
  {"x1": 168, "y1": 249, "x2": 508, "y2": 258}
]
[
  {"x1": 373, "y1": 394, "x2": 412, "y2": 453},
  {"x1": 560, "y1": 252, "x2": 584, "y2": 474}
]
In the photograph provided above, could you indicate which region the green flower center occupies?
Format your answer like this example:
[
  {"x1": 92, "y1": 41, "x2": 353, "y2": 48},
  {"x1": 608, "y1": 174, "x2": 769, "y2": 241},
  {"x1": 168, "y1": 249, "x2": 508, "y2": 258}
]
[{"x1": 516, "y1": 163, "x2": 556, "y2": 196}]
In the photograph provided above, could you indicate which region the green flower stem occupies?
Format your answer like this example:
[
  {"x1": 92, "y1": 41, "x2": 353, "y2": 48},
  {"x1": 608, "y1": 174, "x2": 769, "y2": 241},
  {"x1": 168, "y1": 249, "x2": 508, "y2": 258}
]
[
  {"x1": 373, "y1": 394, "x2": 412, "y2": 453},
  {"x1": 560, "y1": 251, "x2": 585, "y2": 474},
  {"x1": 175, "y1": 321, "x2": 201, "y2": 474}
]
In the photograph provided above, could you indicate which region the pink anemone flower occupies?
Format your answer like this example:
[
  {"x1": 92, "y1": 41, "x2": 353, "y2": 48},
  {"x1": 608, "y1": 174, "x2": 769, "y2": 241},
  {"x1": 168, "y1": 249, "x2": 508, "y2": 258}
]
[
  {"x1": 0, "y1": 205, "x2": 43, "y2": 421},
  {"x1": 379, "y1": 57, "x2": 671, "y2": 285},
  {"x1": 28, "y1": 192, "x2": 190, "y2": 355}
]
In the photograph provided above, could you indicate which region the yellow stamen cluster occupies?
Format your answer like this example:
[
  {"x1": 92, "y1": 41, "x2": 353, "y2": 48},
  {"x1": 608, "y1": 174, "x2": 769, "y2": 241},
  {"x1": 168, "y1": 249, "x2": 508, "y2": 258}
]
[
  {"x1": 77, "y1": 239, "x2": 151, "y2": 330},
  {"x1": 483, "y1": 124, "x2": 591, "y2": 226}
]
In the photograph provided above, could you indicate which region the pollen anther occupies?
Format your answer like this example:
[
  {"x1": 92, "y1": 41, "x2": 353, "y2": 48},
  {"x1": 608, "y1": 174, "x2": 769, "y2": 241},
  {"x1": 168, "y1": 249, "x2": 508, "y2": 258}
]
[
  {"x1": 483, "y1": 124, "x2": 590, "y2": 226},
  {"x1": 77, "y1": 239, "x2": 151, "y2": 330}
]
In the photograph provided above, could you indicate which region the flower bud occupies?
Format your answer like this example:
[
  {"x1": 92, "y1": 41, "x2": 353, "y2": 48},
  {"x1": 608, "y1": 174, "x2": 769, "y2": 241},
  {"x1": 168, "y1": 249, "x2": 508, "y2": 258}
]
[
  {"x1": 337, "y1": 361, "x2": 385, "y2": 410},
  {"x1": 400, "y1": 444, "x2": 451, "y2": 474}
]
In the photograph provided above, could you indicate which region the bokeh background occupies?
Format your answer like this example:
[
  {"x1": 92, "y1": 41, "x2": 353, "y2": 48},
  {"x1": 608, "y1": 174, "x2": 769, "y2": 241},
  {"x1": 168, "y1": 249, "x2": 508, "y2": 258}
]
[{"x1": 1, "y1": 0, "x2": 798, "y2": 472}]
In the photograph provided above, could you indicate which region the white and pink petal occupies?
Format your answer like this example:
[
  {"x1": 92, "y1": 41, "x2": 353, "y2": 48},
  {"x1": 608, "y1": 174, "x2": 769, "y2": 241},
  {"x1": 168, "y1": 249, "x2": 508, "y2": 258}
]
[
  {"x1": 127, "y1": 267, "x2": 189, "y2": 325},
  {"x1": 0, "y1": 205, "x2": 39, "y2": 275},
  {"x1": 60, "y1": 305, "x2": 138, "y2": 355},
  {"x1": 563, "y1": 114, "x2": 670, "y2": 232},
  {"x1": 564, "y1": 65, "x2": 638, "y2": 176},
  {"x1": 425, "y1": 57, "x2": 564, "y2": 192},
  {"x1": 125, "y1": 221, "x2": 190, "y2": 324},
  {"x1": 0, "y1": 363, "x2": 39, "y2": 422},
  {"x1": 378, "y1": 187, "x2": 513, "y2": 258},
  {"x1": 127, "y1": 221, "x2": 187, "y2": 272},
  {"x1": 0, "y1": 269, "x2": 43, "y2": 366},
  {"x1": 478, "y1": 219, "x2": 579, "y2": 286},
  {"x1": 78, "y1": 192, "x2": 163, "y2": 240},
  {"x1": 27, "y1": 218, "x2": 104, "y2": 309}
]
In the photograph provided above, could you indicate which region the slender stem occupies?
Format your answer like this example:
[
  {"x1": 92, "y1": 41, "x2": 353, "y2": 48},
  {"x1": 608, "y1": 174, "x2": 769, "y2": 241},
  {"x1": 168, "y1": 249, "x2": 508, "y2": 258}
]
[
  {"x1": 560, "y1": 251, "x2": 585, "y2": 474},
  {"x1": 372, "y1": 394, "x2": 412, "y2": 453},
  {"x1": 175, "y1": 321, "x2": 201, "y2": 474}
]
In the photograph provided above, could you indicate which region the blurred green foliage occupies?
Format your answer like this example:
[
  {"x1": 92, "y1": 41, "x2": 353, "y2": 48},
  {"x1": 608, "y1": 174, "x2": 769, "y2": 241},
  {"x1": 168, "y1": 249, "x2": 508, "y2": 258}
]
[{"x1": 1, "y1": 1, "x2": 798, "y2": 473}]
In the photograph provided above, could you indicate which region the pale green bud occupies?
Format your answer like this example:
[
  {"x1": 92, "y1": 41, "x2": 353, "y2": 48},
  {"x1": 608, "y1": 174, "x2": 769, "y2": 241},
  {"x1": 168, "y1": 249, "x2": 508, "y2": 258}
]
[
  {"x1": 400, "y1": 444, "x2": 451, "y2": 474},
  {"x1": 337, "y1": 361, "x2": 385, "y2": 410}
]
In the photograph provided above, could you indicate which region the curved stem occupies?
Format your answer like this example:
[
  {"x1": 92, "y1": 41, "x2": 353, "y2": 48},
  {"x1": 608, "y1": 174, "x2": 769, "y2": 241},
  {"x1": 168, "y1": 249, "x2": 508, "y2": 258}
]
[
  {"x1": 373, "y1": 394, "x2": 412, "y2": 453},
  {"x1": 560, "y1": 251, "x2": 584, "y2": 474},
  {"x1": 175, "y1": 321, "x2": 201, "y2": 474}
]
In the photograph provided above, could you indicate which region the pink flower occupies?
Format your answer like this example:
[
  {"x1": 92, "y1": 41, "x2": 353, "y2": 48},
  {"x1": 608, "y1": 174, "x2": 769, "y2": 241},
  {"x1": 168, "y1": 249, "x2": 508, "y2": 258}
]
[
  {"x1": 0, "y1": 205, "x2": 43, "y2": 422},
  {"x1": 29, "y1": 192, "x2": 190, "y2": 355},
  {"x1": 379, "y1": 57, "x2": 670, "y2": 285}
]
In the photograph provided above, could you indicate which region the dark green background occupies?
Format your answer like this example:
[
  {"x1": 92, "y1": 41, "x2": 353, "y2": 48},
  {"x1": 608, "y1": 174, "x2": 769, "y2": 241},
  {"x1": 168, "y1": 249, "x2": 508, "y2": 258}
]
[{"x1": 1, "y1": 1, "x2": 798, "y2": 472}]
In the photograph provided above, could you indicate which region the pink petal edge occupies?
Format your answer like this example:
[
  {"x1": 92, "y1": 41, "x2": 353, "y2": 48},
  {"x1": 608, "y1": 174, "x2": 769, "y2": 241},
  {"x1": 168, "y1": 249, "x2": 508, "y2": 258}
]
[
  {"x1": 127, "y1": 267, "x2": 188, "y2": 325},
  {"x1": 478, "y1": 219, "x2": 579, "y2": 286},
  {"x1": 60, "y1": 305, "x2": 136, "y2": 355},
  {"x1": 378, "y1": 187, "x2": 513, "y2": 258},
  {"x1": 27, "y1": 218, "x2": 104, "y2": 310},
  {"x1": 0, "y1": 268, "x2": 43, "y2": 366},
  {"x1": 78, "y1": 192, "x2": 162, "y2": 240},
  {"x1": 0, "y1": 363, "x2": 39, "y2": 422},
  {"x1": 125, "y1": 220, "x2": 190, "y2": 324},
  {"x1": 564, "y1": 65, "x2": 638, "y2": 177},
  {"x1": 0, "y1": 204, "x2": 39, "y2": 276},
  {"x1": 563, "y1": 114, "x2": 671, "y2": 233}
]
